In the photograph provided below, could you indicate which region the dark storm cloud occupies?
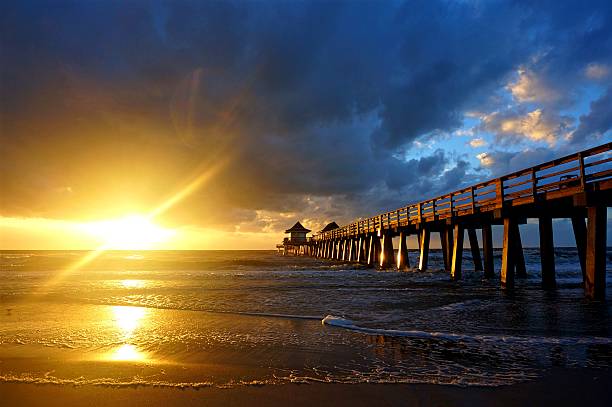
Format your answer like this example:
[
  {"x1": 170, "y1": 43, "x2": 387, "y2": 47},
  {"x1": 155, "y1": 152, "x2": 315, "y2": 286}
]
[
  {"x1": 571, "y1": 87, "x2": 612, "y2": 144},
  {"x1": 1, "y1": 0, "x2": 611, "y2": 230}
]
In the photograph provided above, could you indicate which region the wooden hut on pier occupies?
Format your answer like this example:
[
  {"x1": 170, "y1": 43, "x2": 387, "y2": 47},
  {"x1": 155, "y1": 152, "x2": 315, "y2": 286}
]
[{"x1": 277, "y1": 222, "x2": 314, "y2": 255}]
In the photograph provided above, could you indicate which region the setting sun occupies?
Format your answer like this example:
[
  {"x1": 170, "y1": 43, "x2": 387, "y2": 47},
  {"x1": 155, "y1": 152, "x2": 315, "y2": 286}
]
[{"x1": 82, "y1": 215, "x2": 174, "y2": 250}]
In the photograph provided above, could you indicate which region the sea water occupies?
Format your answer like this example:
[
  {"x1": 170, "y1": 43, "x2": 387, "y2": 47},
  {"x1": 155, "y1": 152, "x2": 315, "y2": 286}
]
[{"x1": 0, "y1": 249, "x2": 610, "y2": 388}]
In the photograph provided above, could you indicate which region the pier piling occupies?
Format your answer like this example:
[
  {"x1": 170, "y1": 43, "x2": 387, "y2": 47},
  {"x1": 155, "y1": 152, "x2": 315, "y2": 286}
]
[
  {"x1": 397, "y1": 231, "x2": 409, "y2": 270},
  {"x1": 585, "y1": 206, "x2": 606, "y2": 300},
  {"x1": 451, "y1": 224, "x2": 464, "y2": 280},
  {"x1": 419, "y1": 228, "x2": 430, "y2": 271},
  {"x1": 539, "y1": 215, "x2": 556, "y2": 289},
  {"x1": 467, "y1": 228, "x2": 483, "y2": 271}
]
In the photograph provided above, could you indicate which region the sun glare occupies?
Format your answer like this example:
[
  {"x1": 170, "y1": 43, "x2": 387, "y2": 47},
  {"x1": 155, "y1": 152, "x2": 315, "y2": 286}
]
[
  {"x1": 104, "y1": 306, "x2": 150, "y2": 362},
  {"x1": 83, "y1": 215, "x2": 174, "y2": 250},
  {"x1": 109, "y1": 343, "x2": 146, "y2": 362},
  {"x1": 112, "y1": 305, "x2": 147, "y2": 336}
]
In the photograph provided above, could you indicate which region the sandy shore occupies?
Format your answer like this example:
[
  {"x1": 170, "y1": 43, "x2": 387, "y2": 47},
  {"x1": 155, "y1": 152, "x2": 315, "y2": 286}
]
[{"x1": 1, "y1": 369, "x2": 610, "y2": 407}]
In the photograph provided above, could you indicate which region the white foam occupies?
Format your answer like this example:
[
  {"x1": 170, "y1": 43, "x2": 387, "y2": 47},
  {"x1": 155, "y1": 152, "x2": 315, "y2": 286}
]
[
  {"x1": 0, "y1": 373, "x2": 215, "y2": 389},
  {"x1": 321, "y1": 314, "x2": 612, "y2": 346},
  {"x1": 321, "y1": 315, "x2": 354, "y2": 328}
]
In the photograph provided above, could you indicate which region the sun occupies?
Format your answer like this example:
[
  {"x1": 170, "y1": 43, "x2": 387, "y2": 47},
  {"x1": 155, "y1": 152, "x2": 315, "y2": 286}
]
[{"x1": 83, "y1": 215, "x2": 175, "y2": 250}]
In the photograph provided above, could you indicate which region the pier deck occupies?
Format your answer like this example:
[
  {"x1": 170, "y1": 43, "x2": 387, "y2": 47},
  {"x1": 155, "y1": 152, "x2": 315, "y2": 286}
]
[{"x1": 307, "y1": 143, "x2": 611, "y2": 299}]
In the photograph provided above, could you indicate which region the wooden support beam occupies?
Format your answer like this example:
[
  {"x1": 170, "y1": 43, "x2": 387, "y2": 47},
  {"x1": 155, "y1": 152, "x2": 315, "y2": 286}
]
[
  {"x1": 501, "y1": 218, "x2": 517, "y2": 289},
  {"x1": 367, "y1": 234, "x2": 378, "y2": 267},
  {"x1": 397, "y1": 231, "x2": 409, "y2": 270},
  {"x1": 445, "y1": 227, "x2": 454, "y2": 271},
  {"x1": 468, "y1": 228, "x2": 483, "y2": 271},
  {"x1": 539, "y1": 215, "x2": 556, "y2": 290},
  {"x1": 356, "y1": 236, "x2": 364, "y2": 263},
  {"x1": 451, "y1": 224, "x2": 464, "y2": 281},
  {"x1": 585, "y1": 206, "x2": 606, "y2": 300},
  {"x1": 571, "y1": 215, "x2": 587, "y2": 283},
  {"x1": 374, "y1": 233, "x2": 382, "y2": 266},
  {"x1": 346, "y1": 239, "x2": 352, "y2": 260},
  {"x1": 418, "y1": 228, "x2": 430, "y2": 271},
  {"x1": 515, "y1": 225, "x2": 527, "y2": 278},
  {"x1": 360, "y1": 236, "x2": 367, "y2": 263},
  {"x1": 380, "y1": 232, "x2": 394, "y2": 269},
  {"x1": 343, "y1": 239, "x2": 349, "y2": 261},
  {"x1": 440, "y1": 230, "x2": 449, "y2": 271}
]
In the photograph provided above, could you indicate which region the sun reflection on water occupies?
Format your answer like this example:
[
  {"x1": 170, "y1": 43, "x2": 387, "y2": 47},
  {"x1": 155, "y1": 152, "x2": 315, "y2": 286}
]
[
  {"x1": 110, "y1": 343, "x2": 146, "y2": 361},
  {"x1": 113, "y1": 305, "x2": 147, "y2": 335},
  {"x1": 120, "y1": 279, "x2": 146, "y2": 289},
  {"x1": 105, "y1": 305, "x2": 149, "y2": 362}
]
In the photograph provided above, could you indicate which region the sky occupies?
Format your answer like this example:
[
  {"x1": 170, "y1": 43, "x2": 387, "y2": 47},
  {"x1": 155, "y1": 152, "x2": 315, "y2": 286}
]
[{"x1": 1, "y1": 0, "x2": 611, "y2": 249}]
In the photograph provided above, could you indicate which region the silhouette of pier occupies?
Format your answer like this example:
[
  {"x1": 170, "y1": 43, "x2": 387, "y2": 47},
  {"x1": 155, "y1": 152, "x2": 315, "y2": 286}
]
[{"x1": 295, "y1": 143, "x2": 611, "y2": 299}]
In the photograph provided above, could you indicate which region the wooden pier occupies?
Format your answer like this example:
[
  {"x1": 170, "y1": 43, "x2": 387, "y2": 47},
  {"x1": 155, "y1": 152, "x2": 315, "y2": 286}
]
[{"x1": 306, "y1": 143, "x2": 611, "y2": 299}]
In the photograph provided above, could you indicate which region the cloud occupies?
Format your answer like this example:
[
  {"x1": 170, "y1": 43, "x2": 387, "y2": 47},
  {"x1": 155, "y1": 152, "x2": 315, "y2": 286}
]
[
  {"x1": 585, "y1": 63, "x2": 610, "y2": 80},
  {"x1": 469, "y1": 138, "x2": 487, "y2": 148},
  {"x1": 475, "y1": 148, "x2": 557, "y2": 177},
  {"x1": 481, "y1": 109, "x2": 573, "y2": 146},
  {"x1": 507, "y1": 68, "x2": 561, "y2": 104},
  {"x1": 570, "y1": 87, "x2": 612, "y2": 143},
  {"x1": 476, "y1": 152, "x2": 495, "y2": 168}
]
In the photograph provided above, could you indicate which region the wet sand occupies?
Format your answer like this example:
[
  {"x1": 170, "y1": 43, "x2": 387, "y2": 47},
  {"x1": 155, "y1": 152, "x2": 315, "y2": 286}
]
[{"x1": 1, "y1": 368, "x2": 610, "y2": 407}]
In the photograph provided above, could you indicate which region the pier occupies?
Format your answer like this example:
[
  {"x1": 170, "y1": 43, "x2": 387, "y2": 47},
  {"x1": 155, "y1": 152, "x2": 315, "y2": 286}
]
[{"x1": 292, "y1": 143, "x2": 611, "y2": 299}]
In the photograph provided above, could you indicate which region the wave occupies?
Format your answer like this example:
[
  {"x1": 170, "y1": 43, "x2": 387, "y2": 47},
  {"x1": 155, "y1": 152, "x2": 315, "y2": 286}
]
[
  {"x1": 0, "y1": 370, "x2": 533, "y2": 388},
  {"x1": 0, "y1": 373, "x2": 274, "y2": 389},
  {"x1": 321, "y1": 315, "x2": 612, "y2": 346}
]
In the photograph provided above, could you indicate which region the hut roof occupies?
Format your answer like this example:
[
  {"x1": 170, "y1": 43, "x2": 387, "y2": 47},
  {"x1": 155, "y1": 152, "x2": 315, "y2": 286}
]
[
  {"x1": 285, "y1": 221, "x2": 311, "y2": 233},
  {"x1": 320, "y1": 222, "x2": 339, "y2": 232}
]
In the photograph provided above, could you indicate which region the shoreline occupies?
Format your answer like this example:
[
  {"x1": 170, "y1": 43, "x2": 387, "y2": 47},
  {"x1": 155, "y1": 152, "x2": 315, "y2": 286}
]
[{"x1": 1, "y1": 368, "x2": 610, "y2": 407}]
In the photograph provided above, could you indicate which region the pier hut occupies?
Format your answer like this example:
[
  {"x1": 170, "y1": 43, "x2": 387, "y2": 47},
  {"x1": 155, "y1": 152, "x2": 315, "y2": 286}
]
[
  {"x1": 321, "y1": 222, "x2": 340, "y2": 233},
  {"x1": 278, "y1": 222, "x2": 313, "y2": 255}
]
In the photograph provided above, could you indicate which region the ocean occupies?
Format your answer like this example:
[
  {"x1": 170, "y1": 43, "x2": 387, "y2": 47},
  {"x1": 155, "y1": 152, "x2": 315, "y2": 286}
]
[{"x1": 0, "y1": 249, "x2": 610, "y2": 389}]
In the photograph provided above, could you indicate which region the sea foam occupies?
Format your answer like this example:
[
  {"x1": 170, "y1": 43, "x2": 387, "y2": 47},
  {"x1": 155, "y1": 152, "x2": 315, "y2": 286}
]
[{"x1": 321, "y1": 315, "x2": 612, "y2": 346}]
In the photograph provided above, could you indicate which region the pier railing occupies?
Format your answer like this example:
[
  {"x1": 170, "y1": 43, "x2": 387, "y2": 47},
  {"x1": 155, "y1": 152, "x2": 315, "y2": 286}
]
[{"x1": 316, "y1": 143, "x2": 611, "y2": 240}]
